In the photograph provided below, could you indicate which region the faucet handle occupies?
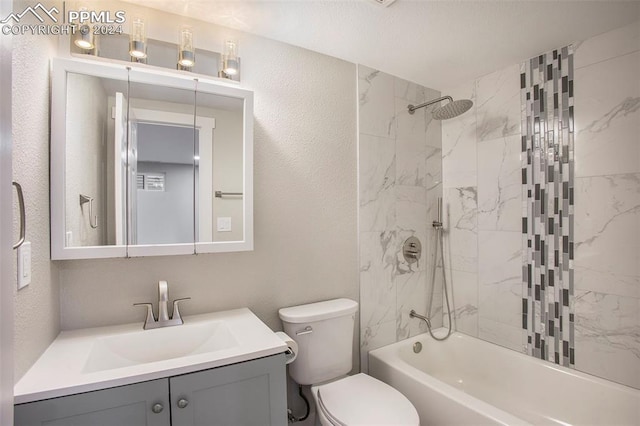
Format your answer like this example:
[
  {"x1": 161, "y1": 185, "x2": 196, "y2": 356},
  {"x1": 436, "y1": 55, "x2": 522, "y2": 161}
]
[
  {"x1": 171, "y1": 298, "x2": 191, "y2": 323},
  {"x1": 134, "y1": 303, "x2": 156, "y2": 327}
]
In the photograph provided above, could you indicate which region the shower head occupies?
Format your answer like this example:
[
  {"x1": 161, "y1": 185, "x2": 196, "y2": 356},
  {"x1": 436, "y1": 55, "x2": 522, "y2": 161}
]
[
  {"x1": 432, "y1": 99, "x2": 473, "y2": 120},
  {"x1": 407, "y1": 96, "x2": 473, "y2": 120}
]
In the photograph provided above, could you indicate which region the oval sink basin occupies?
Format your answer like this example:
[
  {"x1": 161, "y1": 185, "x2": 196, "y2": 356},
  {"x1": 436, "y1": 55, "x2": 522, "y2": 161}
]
[{"x1": 83, "y1": 321, "x2": 238, "y2": 373}]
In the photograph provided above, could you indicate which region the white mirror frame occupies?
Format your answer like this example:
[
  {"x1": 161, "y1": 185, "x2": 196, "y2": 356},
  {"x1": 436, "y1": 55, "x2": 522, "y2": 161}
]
[{"x1": 50, "y1": 57, "x2": 254, "y2": 260}]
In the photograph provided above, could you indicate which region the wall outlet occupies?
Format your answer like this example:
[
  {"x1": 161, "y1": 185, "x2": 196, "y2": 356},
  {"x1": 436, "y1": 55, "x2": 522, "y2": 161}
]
[
  {"x1": 17, "y1": 241, "x2": 32, "y2": 290},
  {"x1": 217, "y1": 217, "x2": 232, "y2": 232}
]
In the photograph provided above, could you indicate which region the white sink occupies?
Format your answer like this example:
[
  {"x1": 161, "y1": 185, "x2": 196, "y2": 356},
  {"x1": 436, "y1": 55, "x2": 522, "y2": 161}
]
[
  {"x1": 83, "y1": 321, "x2": 239, "y2": 373},
  {"x1": 14, "y1": 308, "x2": 288, "y2": 404}
]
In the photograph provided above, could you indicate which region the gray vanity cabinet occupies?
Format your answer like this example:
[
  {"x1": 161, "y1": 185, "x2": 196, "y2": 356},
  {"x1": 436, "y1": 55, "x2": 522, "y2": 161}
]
[
  {"x1": 15, "y1": 354, "x2": 287, "y2": 426},
  {"x1": 170, "y1": 354, "x2": 287, "y2": 426},
  {"x1": 14, "y1": 378, "x2": 170, "y2": 426}
]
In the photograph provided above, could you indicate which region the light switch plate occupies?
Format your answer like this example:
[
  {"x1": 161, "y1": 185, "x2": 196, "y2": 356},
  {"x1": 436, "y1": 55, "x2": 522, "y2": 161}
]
[
  {"x1": 17, "y1": 241, "x2": 32, "y2": 290},
  {"x1": 217, "y1": 217, "x2": 232, "y2": 232}
]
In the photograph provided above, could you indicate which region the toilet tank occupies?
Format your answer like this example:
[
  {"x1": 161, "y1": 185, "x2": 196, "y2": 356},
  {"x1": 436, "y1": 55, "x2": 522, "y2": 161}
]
[{"x1": 279, "y1": 298, "x2": 358, "y2": 386}]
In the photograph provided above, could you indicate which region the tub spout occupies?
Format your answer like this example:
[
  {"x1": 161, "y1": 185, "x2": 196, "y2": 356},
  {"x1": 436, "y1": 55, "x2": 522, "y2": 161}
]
[{"x1": 410, "y1": 309, "x2": 431, "y2": 328}]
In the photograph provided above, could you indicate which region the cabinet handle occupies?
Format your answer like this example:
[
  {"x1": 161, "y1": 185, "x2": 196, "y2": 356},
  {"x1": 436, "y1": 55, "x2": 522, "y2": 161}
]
[
  {"x1": 177, "y1": 398, "x2": 189, "y2": 409},
  {"x1": 151, "y1": 403, "x2": 164, "y2": 414}
]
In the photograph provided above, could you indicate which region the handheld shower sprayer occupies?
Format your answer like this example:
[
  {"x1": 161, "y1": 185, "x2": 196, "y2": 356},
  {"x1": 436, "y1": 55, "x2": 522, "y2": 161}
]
[{"x1": 410, "y1": 197, "x2": 453, "y2": 341}]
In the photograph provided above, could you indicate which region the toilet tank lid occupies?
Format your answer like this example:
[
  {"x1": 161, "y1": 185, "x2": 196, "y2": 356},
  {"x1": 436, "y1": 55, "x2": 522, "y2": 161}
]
[{"x1": 279, "y1": 298, "x2": 358, "y2": 323}]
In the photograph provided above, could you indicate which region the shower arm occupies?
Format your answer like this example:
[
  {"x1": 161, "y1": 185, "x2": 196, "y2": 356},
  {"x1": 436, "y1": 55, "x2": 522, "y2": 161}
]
[{"x1": 408, "y1": 96, "x2": 453, "y2": 115}]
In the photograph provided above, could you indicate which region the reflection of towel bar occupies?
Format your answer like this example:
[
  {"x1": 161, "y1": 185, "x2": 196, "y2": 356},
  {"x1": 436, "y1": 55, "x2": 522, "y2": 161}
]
[{"x1": 215, "y1": 191, "x2": 243, "y2": 198}]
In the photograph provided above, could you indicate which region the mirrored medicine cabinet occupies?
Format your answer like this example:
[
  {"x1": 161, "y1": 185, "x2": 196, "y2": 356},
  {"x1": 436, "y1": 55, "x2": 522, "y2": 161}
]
[{"x1": 51, "y1": 58, "x2": 253, "y2": 260}]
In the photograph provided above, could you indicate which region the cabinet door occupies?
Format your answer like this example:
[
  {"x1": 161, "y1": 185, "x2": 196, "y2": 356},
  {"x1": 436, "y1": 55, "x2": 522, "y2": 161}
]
[
  {"x1": 170, "y1": 354, "x2": 287, "y2": 426},
  {"x1": 14, "y1": 379, "x2": 170, "y2": 426}
]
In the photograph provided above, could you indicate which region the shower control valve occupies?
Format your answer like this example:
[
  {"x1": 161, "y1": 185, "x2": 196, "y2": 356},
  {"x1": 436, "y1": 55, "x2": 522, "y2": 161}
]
[{"x1": 403, "y1": 236, "x2": 422, "y2": 265}]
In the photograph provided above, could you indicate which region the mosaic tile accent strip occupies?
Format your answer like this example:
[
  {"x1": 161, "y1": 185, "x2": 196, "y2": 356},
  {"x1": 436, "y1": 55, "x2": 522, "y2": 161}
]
[{"x1": 521, "y1": 46, "x2": 575, "y2": 367}]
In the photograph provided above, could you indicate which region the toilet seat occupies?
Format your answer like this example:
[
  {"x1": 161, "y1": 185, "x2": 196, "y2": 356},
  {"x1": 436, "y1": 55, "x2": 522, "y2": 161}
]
[{"x1": 311, "y1": 373, "x2": 419, "y2": 426}]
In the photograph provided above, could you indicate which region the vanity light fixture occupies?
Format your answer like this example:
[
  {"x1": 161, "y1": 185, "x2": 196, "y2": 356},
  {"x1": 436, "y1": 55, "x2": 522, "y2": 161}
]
[
  {"x1": 221, "y1": 39, "x2": 239, "y2": 77},
  {"x1": 178, "y1": 26, "x2": 195, "y2": 70},
  {"x1": 73, "y1": 8, "x2": 94, "y2": 51},
  {"x1": 129, "y1": 17, "x2": 147, "y2": 61},
  {"x1": 74, "y1": 25, "x2": 94, "y2": 50}
]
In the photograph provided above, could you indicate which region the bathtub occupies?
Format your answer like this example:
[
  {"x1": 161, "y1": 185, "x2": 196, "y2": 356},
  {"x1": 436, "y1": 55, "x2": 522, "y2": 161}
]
[{"x1": 368, "y1": 331, "x2": 639, "y2": 425}]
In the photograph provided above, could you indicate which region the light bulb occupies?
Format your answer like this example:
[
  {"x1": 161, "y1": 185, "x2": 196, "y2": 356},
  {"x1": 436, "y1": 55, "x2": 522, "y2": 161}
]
[
  {"x1": 222, "y1": 39, "x2": 238, "y2": 76},
  {"x1": 178, "y1": 27, "x2": 195, "y2": 68},
  {"x1": 73, "y1": 8, "x2": 94, "y2": 50},
  {"x1": 74, "y1": 26, "x2": 94, "y2": 49},
  {"x1": 129, "y1": 17, "x2": 147, "y2": 59}
]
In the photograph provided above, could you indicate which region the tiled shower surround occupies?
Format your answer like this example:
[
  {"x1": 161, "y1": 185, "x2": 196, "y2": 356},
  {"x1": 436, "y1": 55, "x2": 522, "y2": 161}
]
[
  {"x1": 357, "y1": 65, "x2": 443, "y2": 372},
  {"x1": 442, "y1": 21, "x2": 639, "y2": 389},
  {"x1": 521, "y1": 46, "x2": 575, "y2": 367}
]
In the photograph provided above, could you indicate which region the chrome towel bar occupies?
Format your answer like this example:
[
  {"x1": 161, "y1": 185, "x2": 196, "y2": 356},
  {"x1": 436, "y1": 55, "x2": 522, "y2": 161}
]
[{"x1": 215, "y1": 191, "x2": 243, "y2": 198}]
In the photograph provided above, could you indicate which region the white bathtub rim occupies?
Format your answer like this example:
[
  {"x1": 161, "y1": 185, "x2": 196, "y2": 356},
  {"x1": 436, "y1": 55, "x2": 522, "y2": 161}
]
[
  {"x1": 369, "y1": 339, "x2": 530, "y2": 426},
  {"x1": 393, "y1": 330, "x2": 639, "y2": 395},
  {"x1": 369, "y1": 330, "x2": 639, "y2": 425}
]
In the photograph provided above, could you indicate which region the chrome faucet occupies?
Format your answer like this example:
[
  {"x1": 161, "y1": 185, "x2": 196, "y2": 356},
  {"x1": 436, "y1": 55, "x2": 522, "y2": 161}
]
[
  {"x1": 134, "y1": 281, "x2": 190, "y2": 330},
  {"x1": 158, "y1": 280, "x2": 170, "y2": 322}
]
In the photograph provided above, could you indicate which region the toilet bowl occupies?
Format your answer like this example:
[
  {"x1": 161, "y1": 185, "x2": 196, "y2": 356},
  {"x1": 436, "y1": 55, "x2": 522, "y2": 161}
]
[
  {"x1": 312, "y1": 373, "x2": 419, "y2": 425},
  {"x1": 278, "y1": 298, "x2": 419, "y2": 426}
]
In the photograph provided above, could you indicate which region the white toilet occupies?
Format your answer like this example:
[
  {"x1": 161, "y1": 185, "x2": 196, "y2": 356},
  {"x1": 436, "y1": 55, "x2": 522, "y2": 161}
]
[{"x1": 279, "y1": 298, "x2": 419, "y2": 426}]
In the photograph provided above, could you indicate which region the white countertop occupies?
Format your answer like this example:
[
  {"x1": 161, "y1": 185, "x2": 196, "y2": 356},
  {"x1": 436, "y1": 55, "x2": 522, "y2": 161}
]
[{"x1": 14, "y1": 308, "x2": 287, "y2": 404}]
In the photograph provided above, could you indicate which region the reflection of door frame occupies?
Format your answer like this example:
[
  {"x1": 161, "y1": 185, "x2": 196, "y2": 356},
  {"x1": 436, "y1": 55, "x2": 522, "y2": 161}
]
[
  {"x1": 129, "y1": 107, "x2": 215, "y2": 247},
  {"x1": 113, "y1": 92, "x2": 127, "y2": 246}
]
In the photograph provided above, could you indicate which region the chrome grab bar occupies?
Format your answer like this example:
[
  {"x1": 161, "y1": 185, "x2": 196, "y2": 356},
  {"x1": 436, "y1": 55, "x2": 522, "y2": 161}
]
[
  {"x1": 79, "y1": 194, "x2": 98, "y2": 229},
  {"x1": 12, "y1": 181, "x2": 25, "y2": 249}
]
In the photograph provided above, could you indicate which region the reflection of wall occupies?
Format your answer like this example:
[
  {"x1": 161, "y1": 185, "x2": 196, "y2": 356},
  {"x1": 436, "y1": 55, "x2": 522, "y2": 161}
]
[
  {"x1": 12, "y1": 29, "x2": 61, "y2": 380},
  {"x1": 357, "y1": 65, "x2": 443, "y2": 372},
  {"x1": 442, "y1": 21, "x2": 640, "y2": 389},
  {"x1": 65, "y1": 73, "x2": 108, "y2": 247},
  {"x1": 137, "y1": 162, "x2": 194, "y2": 245},
  {"x1": 211, "y1": 109, "x2": 243, "y2": 242}
]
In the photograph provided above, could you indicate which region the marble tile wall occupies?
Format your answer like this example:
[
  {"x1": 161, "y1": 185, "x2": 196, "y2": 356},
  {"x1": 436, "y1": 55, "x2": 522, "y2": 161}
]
[
  {"x1": 572, "y1": 21, "x2": 639, "y2": 389},
  {"x1": 442, "y1": 63, "x2": 523, "y2": 353},
  {"x1": 441, "y1": 20, "x2": 639, "y2": 389},
  {"x1": 358, "y1": 65, "x2": 443, "y2": 372}
]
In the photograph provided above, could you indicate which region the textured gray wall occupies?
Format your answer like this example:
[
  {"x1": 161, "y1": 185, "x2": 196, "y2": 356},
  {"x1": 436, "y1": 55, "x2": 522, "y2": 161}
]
[
  {"x1": 1, "y1": 0, "x2": 14, "y2": 421},
  {"x1": 12, "y1": 30, "x2": 61, "y2": 381}
]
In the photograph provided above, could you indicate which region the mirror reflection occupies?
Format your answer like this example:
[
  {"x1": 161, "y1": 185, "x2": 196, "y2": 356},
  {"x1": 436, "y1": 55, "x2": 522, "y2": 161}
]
[
  {"x1": 65, "y1": 72, "x2": 128, "y2": 247},
  {"x1": 60, "y1": 62, "x2": 250, "y2": 257},
  {"x1": 127, "y1": 80, "x2": 196, "y2": 245}
]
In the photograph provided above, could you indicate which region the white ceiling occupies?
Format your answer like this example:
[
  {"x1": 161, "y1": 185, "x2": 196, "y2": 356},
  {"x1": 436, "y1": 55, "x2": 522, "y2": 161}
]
[{"x1": 126, "y1": 0, "x2": 640, "y2": 89}]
